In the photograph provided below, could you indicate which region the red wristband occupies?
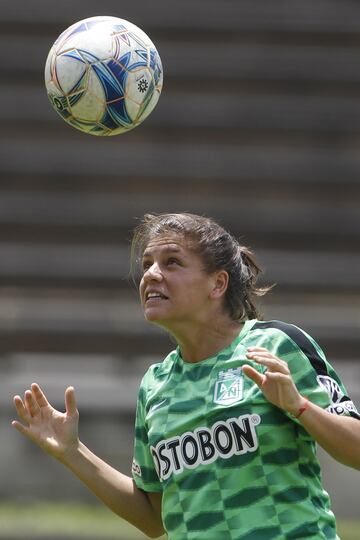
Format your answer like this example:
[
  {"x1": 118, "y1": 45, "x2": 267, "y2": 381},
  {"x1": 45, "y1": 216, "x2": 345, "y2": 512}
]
[{"x1": 294, "y1": 397, "x2": 309, "y2": 418}]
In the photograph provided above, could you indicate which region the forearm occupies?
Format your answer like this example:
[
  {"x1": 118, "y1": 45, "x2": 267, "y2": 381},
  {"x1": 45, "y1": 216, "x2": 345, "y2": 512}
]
[
  {"x1": 59, "y1": 441, "x2": 164, "y2": 538},
  {"x1": 297, "y1": 401, "x2": 360, "y2": 470}
]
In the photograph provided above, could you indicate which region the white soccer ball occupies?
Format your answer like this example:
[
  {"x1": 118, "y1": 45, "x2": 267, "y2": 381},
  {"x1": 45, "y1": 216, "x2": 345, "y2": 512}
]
[{"x1": 44, "y1": 16, "x2": 163, "y2": 136}]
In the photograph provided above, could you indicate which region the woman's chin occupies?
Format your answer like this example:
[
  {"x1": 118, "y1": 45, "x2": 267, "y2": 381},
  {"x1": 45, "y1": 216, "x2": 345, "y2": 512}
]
[{"x1": 144, "y1": 308, "x2": 165, "y2": 323}]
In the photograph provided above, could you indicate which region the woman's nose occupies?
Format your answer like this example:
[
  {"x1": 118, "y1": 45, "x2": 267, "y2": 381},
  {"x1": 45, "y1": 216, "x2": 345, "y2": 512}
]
[{"x1": 144, "y1": 262, "x2": 162, "y2": 281}]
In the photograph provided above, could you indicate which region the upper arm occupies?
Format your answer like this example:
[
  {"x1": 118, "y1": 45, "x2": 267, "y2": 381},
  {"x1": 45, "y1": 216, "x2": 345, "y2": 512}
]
[
  {"x1": 145, "y1": 490, "x2": 165, "y2": 537},
  {"x1": 147, "y1": 490, "x2": 163, "y2": 516}
]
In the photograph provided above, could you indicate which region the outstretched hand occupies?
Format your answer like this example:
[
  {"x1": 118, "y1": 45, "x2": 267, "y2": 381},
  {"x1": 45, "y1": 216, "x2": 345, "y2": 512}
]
[
  {"x1": 12, "y1": 383, "x2": 79, "y2": 460},
  {"x1": 243, "y1": 347, "x2": 305, "y2": 416}
]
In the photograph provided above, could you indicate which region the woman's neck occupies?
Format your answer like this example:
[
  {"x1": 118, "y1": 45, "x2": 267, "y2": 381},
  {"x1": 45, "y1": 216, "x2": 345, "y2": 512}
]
[{"x1": 173, "y1": 319, "x2": 243, "y2": 363}]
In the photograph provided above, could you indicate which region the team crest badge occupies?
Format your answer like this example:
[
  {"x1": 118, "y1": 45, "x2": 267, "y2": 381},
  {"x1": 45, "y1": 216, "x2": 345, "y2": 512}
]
[{"x1": 214, "y1": 367, "x2": 244, "y2": 406}]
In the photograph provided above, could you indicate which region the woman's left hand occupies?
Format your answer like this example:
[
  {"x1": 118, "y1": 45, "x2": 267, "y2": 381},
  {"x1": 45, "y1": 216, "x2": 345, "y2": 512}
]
[
  {"x1": 244, "y1": 347, "x2": 360, "y2": 470},
  {"x1": 243, "y1": 347, "x2": 306, "y2": 415}
]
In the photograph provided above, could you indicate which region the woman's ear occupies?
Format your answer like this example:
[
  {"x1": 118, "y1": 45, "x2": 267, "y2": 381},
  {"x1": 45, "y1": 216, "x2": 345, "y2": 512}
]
[{"x1": 210, "y1": 270, "x2": 229, "y2": 300}]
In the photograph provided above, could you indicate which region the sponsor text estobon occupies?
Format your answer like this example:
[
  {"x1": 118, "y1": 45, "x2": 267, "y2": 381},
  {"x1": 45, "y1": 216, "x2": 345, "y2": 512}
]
[{"x1": 151, "y1": 413, "x2": 261, "y2": 481}]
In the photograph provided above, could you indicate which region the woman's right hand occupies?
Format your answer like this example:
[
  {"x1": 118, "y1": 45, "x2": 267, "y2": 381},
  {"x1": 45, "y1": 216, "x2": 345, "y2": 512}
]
[{"x1": 12, "y1": 383, "x2": 79, "y2": 461}]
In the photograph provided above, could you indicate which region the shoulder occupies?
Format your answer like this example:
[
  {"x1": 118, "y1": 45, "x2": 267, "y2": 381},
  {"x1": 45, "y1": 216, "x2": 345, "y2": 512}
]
[
  {"x1": 138, "y1": 348, "x2": 178, "y2": 397},
  {"x1": 248, "y1": 319, "x2": 312, "y2": 343},
  {"x1": 250, "y1": 319, "x2": 307, "y2": 337},
  {"x1": 248, "y1": 319, "x2": 328, "y2": 375}
]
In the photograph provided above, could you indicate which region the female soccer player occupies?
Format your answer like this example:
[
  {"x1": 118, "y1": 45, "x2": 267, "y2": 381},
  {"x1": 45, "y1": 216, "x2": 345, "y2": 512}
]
[{"x1": 12, "y1": 213, "x2": 360, "y2": 539}]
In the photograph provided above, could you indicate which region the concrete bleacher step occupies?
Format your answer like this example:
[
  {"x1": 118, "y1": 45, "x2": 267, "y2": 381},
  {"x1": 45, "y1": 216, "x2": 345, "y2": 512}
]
[
  {"x1": 0, "y1": 243, "x2": 358, "y2": 289},
  {"x1": 3, "y1": 0, "x2": 360, "y2": 34},
  {"x1": 3, "y1": 137, "x2": 360, "y2": 185},
  {"x1": 0, "y1": 191, "x2": 357, "y2": 240},
  {"x1": 0, "y1": 357, "x2": 142, "y2": 413},
  {"x1": 3, "y1": 34, "x2": 360, "y2": 87},
  {"x1": 4, "y1": 84, "x2": 360, "y2": 138}
]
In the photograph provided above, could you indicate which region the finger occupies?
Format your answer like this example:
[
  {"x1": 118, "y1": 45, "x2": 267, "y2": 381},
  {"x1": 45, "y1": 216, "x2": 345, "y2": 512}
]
[
  {"x1": 265, "y1": 371, "x2": 293, "y2": 384},
  {"x1": 11, "y1": 419, "x2": 31, "y2": 437},
  {"x1": 242, "y1": 365, "x2": 266, "y2": 387},
  {"x1": 31, "y1": 383, "x2": 50, "y2": 408},
  {"x1": 246, "y1": 353, "x2": 289, "y2": 375},
  {"x1": 247, "y1": 347, "x2": 271, "y2": 353},
  {"x1": 246, "y1": 350, "x2": 277, "y2": 362},
  {"x1": 13, "y1": 395, "x2": 30, "y2": 423},
  {"x1": 25, "y1": 389, "x2": 40, "y2": 417},
  {"x1": 250, "y1": 356, "x2": 289, "y2": 373},
  {"x1": 246, "y1": 349, "x2": 277, "y2": 360},
  {"x1": 65, "y1": 386, "x2": 78, "y2": 416}
]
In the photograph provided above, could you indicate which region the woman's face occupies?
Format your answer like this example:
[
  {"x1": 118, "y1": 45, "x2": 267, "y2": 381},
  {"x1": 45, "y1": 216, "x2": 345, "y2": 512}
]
[{"x1": 139, "y1": 234, "x2": 218, "y2": 331}]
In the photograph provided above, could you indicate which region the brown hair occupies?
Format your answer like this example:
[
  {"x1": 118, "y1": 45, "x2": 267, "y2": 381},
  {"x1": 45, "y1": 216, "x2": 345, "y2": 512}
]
[{"x1": 131, "y1": 213, "x2": 271, "y2": 322}]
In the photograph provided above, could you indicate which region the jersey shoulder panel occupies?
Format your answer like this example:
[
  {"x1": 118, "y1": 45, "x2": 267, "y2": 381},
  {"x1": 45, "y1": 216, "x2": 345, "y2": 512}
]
[
  {"x1": 251, "y1": 319, "x2": 328, "y2": 375},
  {"x1": 137, "y1": 348, "x2": 180, "y2": 418},
  {"x1": 250, "y1": 320, "x2": 360, "y2": 420}
]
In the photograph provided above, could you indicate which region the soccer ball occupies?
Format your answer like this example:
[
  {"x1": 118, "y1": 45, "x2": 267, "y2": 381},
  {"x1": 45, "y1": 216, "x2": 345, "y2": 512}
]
[{"x1": 44, "y1": 16, "x2": 163, "y2": 136}]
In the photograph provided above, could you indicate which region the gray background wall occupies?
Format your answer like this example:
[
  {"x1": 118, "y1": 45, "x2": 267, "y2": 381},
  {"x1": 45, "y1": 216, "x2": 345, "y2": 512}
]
[{"x1": 0, "y1": 0, "x2": 359, "y2": 520}]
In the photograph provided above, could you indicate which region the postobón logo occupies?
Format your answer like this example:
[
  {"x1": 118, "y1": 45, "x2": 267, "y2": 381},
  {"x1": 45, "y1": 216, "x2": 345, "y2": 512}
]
[{"x1": 150, "y1": 413, "x2": 261, "y2": 482}]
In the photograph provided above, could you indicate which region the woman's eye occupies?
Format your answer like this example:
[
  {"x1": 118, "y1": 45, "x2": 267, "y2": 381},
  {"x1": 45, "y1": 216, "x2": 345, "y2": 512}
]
[
  {"x1": 142, "y1": 261, "x2": 152, "y2": 272},
  {"x1": 167, "y1": 258, "x2": 180, "y2": 266}
]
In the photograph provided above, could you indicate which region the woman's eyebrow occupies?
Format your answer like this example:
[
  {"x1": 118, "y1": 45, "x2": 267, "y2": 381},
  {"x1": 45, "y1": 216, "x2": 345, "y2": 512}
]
[{"x1": 143, "y1": 245, "x2": 182, "y2": 258}]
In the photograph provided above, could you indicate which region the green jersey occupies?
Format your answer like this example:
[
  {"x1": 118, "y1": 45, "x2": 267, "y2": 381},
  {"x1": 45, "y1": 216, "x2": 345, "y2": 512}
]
[{"x1": 132, "y1": 319, "x2": 359, "y2": 539}]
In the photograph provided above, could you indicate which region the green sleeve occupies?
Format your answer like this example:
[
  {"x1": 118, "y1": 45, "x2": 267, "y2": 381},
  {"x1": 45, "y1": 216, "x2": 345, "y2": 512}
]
[
  {"x1": 270, "y1": 324, "x2": 360, "y2": 421},
  {"x1": 132, "y1": 375, "x2": 163, "y2": 493}
]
